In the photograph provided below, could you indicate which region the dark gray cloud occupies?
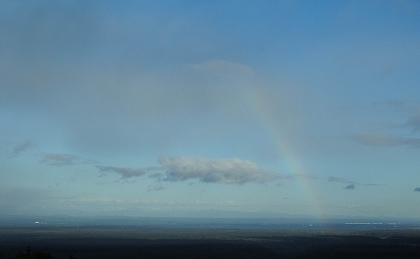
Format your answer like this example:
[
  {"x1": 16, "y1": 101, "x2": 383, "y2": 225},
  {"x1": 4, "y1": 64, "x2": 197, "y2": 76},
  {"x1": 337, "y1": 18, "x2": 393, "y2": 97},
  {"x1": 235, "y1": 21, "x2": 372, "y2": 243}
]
[
  {"x1": 41, "y1": 153, "x2": 95, "y2": 166},
  {"x1": 12, "y1": 139, "x2": 35, "y2": 156},
  {"x1": 156, "y1": 156, "x2": 282, "y2": 184},
  {"x1": 345, "y1": 184, "x2": 355, "y2": 190},
  {"x1": 97, "y1": 166, "x2": 146, "y2": 179},
  {"x1": 414, "y1": 187, "x2": 420, "y2": 192}
]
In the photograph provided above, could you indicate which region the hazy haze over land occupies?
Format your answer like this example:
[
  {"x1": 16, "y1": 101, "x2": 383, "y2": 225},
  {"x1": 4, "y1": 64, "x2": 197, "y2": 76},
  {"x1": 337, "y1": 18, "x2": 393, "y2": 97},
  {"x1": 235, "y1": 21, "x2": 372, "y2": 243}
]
[{"x1": 1, "y1": 0, "x2": 420, "y2": 219}]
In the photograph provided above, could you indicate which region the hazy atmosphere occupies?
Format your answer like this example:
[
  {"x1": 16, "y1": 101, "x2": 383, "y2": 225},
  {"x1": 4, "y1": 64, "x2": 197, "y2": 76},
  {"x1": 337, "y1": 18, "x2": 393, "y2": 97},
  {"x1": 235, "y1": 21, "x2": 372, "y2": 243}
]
[{"x1": 1, "y1": 1, "x2": 420, "y2": 220}]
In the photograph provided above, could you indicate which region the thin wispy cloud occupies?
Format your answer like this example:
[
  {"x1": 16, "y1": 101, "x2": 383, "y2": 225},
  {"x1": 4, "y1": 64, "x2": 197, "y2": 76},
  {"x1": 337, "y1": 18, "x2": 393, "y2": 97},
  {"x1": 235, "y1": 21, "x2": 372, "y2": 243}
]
[
  {"x1": 351, "y1": 133, "x2": 420, "y2": 148},
  {"x1": 404, "y1": 115, "x2": 420, "y2": 132},
  {"x1": 11, "y1": 139, "x2": 36, "y2": 156},
  {"x1": 148, "y1": 172, "x2": 164, "y2": 180},
  {"x1": 364, "y1": 183, "x2": 380, "y2": 186},
  {"x1": 147, "y1": 185, "x2": 165, "y2": 192},
  {"x1": 328, "y1": 176, "x2": 355, "y2": 185},
  {"x1": 380, "y1": 99, "x2": 406, "y2": 109},
  {"x1": 155, "y1": 156, "x2": 282, "y2": 184},
  {"x1": 352, "y1": 100, "x2": 420, "y2": 149},
  {"x1": 372, "y1": 99, "x2": 413, "y2": 112},
  {"x1": 351, "y1": 133, "x2": 400, "y2": 147},
  {"x1": 328, "y1": 176, "x2": 378, "y2": 188},
  {"x1": 41, "y1": 153, "x2": 95, "y2": 166},
  {"x1": 96, "y1": 166, "x2": 146, "y2": 179}
]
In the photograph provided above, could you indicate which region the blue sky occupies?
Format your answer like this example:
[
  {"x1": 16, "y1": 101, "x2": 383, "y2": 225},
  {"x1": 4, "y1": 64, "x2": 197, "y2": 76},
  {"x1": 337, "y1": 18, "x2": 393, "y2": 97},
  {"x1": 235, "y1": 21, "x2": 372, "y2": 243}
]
[{"x1": 1, "y1": 0, "x2": 420, "y2": 219}]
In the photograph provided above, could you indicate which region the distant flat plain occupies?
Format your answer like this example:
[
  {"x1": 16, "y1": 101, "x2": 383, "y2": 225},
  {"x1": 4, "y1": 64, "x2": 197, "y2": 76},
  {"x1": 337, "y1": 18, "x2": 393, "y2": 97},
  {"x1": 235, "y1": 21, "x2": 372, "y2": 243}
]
[{"x1": 1, "y1": 218, "x2": 420, "y2": 258}]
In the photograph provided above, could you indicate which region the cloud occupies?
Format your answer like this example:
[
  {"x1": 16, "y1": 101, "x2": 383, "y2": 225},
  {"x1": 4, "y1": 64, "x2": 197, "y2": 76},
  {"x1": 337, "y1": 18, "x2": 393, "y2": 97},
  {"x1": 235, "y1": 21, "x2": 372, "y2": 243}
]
[
  {"x1": 345, "y1": 184, "x2": 355, "y2": 190},
  {"x1": 328, "y1": 176, "x2": 355, "y2": 184},
  {"x1": 404, "y1": 114, "x2": 420, "y2": 132},
  {"x1": 414, "y1": 187, "x2": 420, "y2": 192},
  {"x1": 11, "y1": 139, "x2": 36, "y2": 156},
  {"x1": 96, "y1": 165, "x2": 146, "y2": 179},
  {"x1": 41, "y1": 153, "x2": 95, "y2": 166},
  {"x1": 364, "y1": 183, "x2": 380, "y2": 186},
  {"x1": 147, "y1": 185, "x2": 165, "y2": 192},
  {"x1": 328, "y1": 176, "x2": 379, "y2": 188},
  {"x1": 351, "y1": 100, "x2": 420, "y2": 149},
  {"x1": 372, "y1": 99, "x2": 411, "y2": 111},
  {"x1": 351, "y1": 133, "x2": 420, "y2": 148},
  {"x1": 351, "y1": 133, "x2": 400, "y2": 147},
  {"x1": 155, "y1": 156, "x2": 281, "y2": 184},
  {"x1": 381, "y1": 99, "x2": 406, "y2": 109},
  {"x1": 148, "y1": 172, "x2": 164, "y2": 180},
  {"x1": 403, "y1": 137, "x2": 420, "y2": 148}
]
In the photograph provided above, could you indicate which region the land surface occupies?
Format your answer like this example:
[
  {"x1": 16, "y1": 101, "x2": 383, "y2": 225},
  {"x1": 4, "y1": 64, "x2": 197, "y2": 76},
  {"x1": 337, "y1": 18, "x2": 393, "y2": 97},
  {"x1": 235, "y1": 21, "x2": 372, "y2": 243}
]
[{"x1": 1, "y1": 218, "x2": 420, "y2": 258}]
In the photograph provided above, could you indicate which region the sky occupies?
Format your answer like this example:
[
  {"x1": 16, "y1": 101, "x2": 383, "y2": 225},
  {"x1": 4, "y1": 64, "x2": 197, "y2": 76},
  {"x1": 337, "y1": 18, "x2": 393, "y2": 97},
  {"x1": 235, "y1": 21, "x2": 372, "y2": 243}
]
[{"x1": 1, "y1": 0, "x2": 420, "y2": 220}]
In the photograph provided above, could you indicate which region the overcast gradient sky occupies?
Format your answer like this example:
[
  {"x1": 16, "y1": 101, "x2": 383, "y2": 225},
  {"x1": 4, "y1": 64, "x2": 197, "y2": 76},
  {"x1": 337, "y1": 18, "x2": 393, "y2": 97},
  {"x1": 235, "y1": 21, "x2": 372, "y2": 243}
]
[{"x1": 1, "y1": 0, "x2": 420, "y2": 219}]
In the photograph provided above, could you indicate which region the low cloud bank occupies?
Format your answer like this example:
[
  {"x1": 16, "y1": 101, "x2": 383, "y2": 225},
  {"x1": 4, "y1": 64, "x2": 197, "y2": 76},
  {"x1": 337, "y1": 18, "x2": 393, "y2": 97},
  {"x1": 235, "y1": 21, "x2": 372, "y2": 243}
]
[{"x1": 156, "y1": 156, "x2": 280, "y2": 184}]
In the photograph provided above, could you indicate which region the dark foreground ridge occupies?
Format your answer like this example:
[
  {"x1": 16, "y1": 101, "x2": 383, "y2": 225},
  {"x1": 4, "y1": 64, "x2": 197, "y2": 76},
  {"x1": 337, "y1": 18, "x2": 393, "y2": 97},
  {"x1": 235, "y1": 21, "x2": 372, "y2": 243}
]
[{"x1": 1, "y1": 226, "x2": 420, "y2": 259}]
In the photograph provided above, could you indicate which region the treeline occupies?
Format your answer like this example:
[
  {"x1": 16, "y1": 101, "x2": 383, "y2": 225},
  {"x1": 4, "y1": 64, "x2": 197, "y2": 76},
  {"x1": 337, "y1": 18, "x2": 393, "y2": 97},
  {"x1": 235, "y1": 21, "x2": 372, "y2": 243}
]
[{"x1": 1, "y1": 246, "x2": 75, "y2": 259}]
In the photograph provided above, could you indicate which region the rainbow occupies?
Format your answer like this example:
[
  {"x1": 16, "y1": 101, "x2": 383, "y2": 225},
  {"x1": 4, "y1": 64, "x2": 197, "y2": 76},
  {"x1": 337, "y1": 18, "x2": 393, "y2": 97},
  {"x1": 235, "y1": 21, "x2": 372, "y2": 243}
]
[{"x1": 246, "y1": 88, "x2": 326, "y2": 223}]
